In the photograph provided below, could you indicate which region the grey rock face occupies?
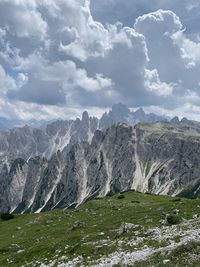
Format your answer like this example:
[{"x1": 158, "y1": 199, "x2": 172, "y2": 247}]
[
  {"x1": 1, "y1": 121, "x2": 200, "y2": 213},
  {"x1": 0, "y1": 104, "x2": 169, "y2": 213},
  {"x1": 0, "y1": 113, "x2": 96, "y2": 168}
]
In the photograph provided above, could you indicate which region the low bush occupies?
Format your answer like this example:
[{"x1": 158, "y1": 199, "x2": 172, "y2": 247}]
[
  {"x1": 166, "y1": 214, "x2": 181, "y2": 225},
  {"x1": 131, "y1": 200, "x2": 140, "y2": 203},
  {"x1": 117, "y1": 194, "x2": 125, "y2": 199},
  {"x1": 0, "y1": 213, "x2": 14, "y2": 221},
  {"x1": 171, "y1": 198, "x2": 181, "y2": 202}
]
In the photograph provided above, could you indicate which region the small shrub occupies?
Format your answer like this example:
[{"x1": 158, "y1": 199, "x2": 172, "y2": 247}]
[
  {"x1": 117, "y1": 194, "x2": 125, "y2": 199},
  {"x1": 166, "y1": 214, "x2": 181, "y2": 225},
  {"x1": 171, "y1": 198, "x2": 181, "y2": 202},
  {"x1": 0, "y1": 213, "x2": 14, "y2": 221},
  {"x1": 106, "y1": 191, "x2": 115, "y2": 197}
]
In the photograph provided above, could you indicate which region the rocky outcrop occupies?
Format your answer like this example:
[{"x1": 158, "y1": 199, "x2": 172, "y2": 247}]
[{"x1": 1, "y1": 120, "x2": 200, "y2": 213}]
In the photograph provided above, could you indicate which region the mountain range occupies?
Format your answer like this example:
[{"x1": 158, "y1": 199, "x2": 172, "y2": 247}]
[
  {"x1": 0, "y1": 103, "x2": 199, "y2": 213},
  {"x1": 0, "y1": 117, "x2": 52, "y2": 131},
  {"x1": 0, "y1": 104, "x2": 169, "y2": 163},
  {"x1": 0, "y1": 103, "x2": 168, "y2": 131}
]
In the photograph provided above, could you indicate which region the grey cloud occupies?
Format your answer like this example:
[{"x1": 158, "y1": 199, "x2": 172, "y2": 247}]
[{"x1": 7, "y1": 78, "x2": 66, "y2": 105}]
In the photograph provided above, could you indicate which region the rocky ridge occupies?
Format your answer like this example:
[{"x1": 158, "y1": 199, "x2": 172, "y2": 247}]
[{"x1": 1, "y1": 119, "x2": 200, "y2": 213}]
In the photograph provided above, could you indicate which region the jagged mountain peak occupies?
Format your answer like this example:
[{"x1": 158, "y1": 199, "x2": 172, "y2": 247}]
[
  {"x1": 1, "y1": 121, "x2": 200, "y2": 213},
  {"x1": 82, "y1": 110, "x2": 90, "y2": 121},
  {"x1": 181, "y1": 117, "x2": 189, "y2": 123},
  {"x1": 0, "y1": 103, "x2": 180, "y2": 166},
  {"x1": 171, "y1": 116, "x2": 180, "y2": 123},
  {"x1": 110, "y1": 103, "x2": 130, "y2": 116},
  {"x1": 134, "y1": 107, "x2": 145, "y2": 116}
]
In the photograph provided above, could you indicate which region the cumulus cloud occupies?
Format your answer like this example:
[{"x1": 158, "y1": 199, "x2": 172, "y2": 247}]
[
  {"x1": 144, "y1": 69, "x2": 173, "y2": 96},
  {"x1": 0, "y1": 28, "x2": 6, "y2": 40},
  {"x1": 172, "y1": 30, "x2": 200, "y2": 65},
  {"x1": 0, "y1": 0, "x2": 47, "y2": 40},
  {"x1": 90, "y1": 0, "x2": 200, "y2": 34},
  {"x1": 134, "y1": 9, "x2": 182, "y2": 36},
  {"x1": 0, "y1": 64, "x2": 16, "y2": 93},
  {"x1": 8, "y1": 51, "x2": 114, "y2": 105},
  {"x1": 134, "y1": 10, "x2": 200, "y2": 100},
  {"x1": 4, "y1": 0, "x2": 157, "y2": 109},
  {"x1": 134, "y1": 9, "x2": 184, "y2": 83},
  {"x1": 0, "y1": 0, "x2": 200, "y2": 120},
  {"x1": 57, "y1": 0, "x2": 109, "y2": 61}
]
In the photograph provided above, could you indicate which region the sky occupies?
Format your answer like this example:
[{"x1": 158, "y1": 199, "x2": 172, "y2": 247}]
[{"x1": 0, "y1": 0, "x2": 200, "y2": 121}]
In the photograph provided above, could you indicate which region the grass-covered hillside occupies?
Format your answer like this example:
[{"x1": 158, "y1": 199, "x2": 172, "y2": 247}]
[{"x1": 0, "y1": 191, "x2": 199, "y2": 267}]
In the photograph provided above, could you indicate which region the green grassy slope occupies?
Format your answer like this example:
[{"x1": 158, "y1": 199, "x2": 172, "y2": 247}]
[{"x1": 0, "y1": 192, "x2": 199, "y2": 267}]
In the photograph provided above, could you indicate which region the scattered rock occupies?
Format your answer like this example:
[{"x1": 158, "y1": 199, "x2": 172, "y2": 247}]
[
  {"x1": 118, "y1": 223, "x2": 137, "y2": 235},
  {"x1": 97, "y1": 232, "x2": 105, "y2": 236},
  {"x1": 46, "y1": 220, "x2": 54, "y2": 224},
  {"x1": 173, "y1": 209, "x2": 179, "y2": 215},
  {"x1": 17, "y1": 250, "x2": 25, "y2": 254},
  {"x1": 163, "y1": 259, "x2": 171, "y2": 264},
  {"x1": 157, "y1": 207, "x2": 163, "y2": 211},
  {"x1": 160, "y1": 216, "x2": 168, "y2": 226},
  {"x1": 146, "y1": 219, "x2": 153, "y2": 223},
  {"x1": 71, "y1": 221, "x2": 86, "y2": 230},
  {"x1": 94, "y1": 245, "x2": 104, "y2": 254}
]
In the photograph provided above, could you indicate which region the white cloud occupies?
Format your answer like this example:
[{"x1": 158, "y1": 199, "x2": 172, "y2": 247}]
[
  {"x1": 134, "y1": 9, "x2": 182, "y2": 36},
  {"x1": 5, "y1": 0, "x2": 155, "y2": 108},
  {"x1": 0, "y1": 28, "x2": 6, "y2": 40},
  {"x1": 16, "y1": 73, "x2": 28, "y2": 89},
  {"x1": 0, "y1": 0, "x2": 47, "y2": 40},
  {"x1": 172, "y1": 30, "x2": 200, "y2": 65},
  {"x1": 0, "y1": 0, "x2": 200, "y2": 120},
  {"x1": 0, "y1": 98, "x2": 105, "y2": 121},
  {"x1": 144, "y1": 69, "x2": 174, "y2": 96},
  {"x1": 56, "y1": 0, "x2": 109, "y2": 61},
  {"x1": 134, "y1": 9, "x2": 200, "y2": 97},
  {"x1": 0, "y1": 64, "x2": 16, "y2": 93}
]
